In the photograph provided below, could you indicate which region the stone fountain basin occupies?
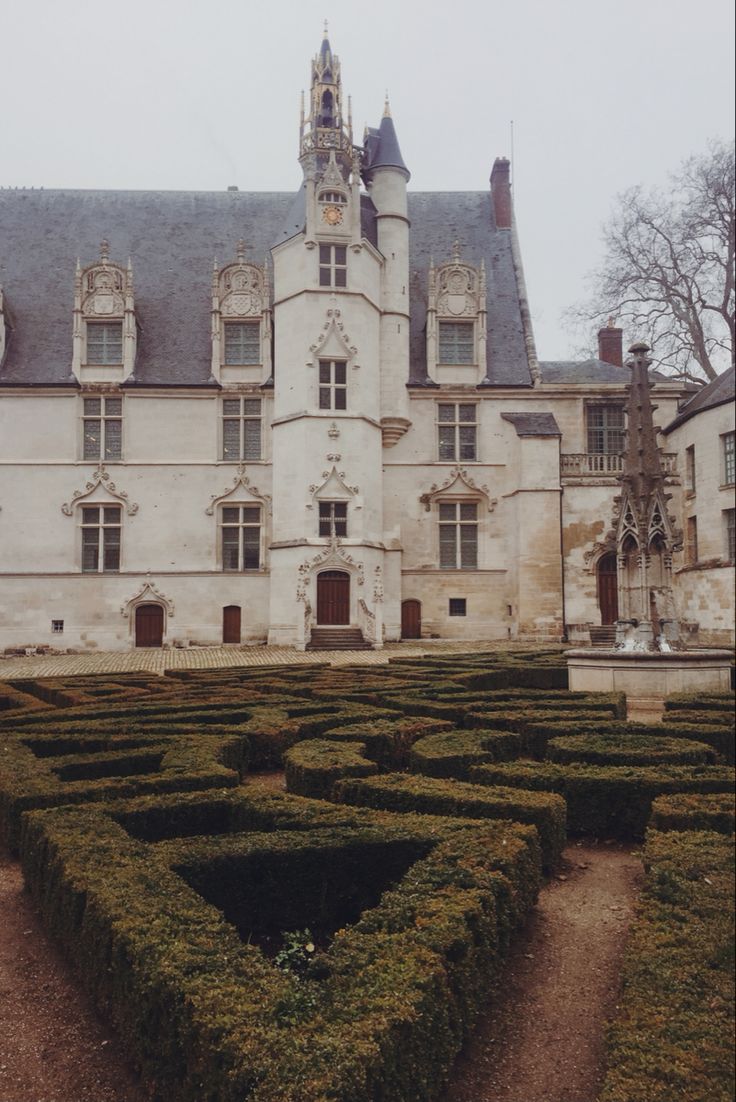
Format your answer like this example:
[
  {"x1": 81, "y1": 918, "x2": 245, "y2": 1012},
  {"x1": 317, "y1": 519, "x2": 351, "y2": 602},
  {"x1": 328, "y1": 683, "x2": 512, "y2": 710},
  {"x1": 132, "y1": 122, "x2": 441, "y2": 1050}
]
[{"x1": 565, "y1": 648, "x2": 733, "y2": 700}]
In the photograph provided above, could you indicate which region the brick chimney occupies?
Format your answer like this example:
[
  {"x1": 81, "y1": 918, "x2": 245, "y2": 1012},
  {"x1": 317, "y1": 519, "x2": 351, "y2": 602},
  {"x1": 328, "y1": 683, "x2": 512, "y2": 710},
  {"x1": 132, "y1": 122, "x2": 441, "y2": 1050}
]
[
  {"x1": 597, "y1": 319, "x2": 623, "y2": 366},
  {"x1": 490, "y1": 157, "x2": 512, "y2": 229}
]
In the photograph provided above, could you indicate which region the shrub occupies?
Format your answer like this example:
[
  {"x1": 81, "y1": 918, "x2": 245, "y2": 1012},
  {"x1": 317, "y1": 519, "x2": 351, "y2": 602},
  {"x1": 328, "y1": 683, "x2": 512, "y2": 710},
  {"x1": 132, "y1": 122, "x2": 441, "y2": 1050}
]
[
  {"x1": 409, "y1": 729, "x2": 523, "y2": 779},
  {"x1": 284, "y1": 739, "x2": 378, "y2": 800},
  {"x1": 523, "y1": 719, "x2": 734, "y2": 764},
  {"x1": 599, "y1": 829, "x2": 735, "y2": 1102},
  {"x1": 334, "y1": 772, "x2": 566, "y2": 870},
  {"x1": 649, "y1": 792, "x2": 735, "y2": 835},
  {"x1": 547, "y1": 733, "x2": 717, "y2": 767},
  {"x1": 469, "y1": 761, "x2": 735, "y2": 840}
]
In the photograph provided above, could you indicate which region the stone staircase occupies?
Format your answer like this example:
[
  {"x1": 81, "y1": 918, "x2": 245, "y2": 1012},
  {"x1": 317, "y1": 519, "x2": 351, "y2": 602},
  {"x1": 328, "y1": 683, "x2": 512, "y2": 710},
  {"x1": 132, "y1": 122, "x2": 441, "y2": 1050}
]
[
  {"x1": 589, "y1": 625, "x2": 617, "y2": 648},
  {"x1": 306, "y1": 627, "x2": 373, "y2": 651}
]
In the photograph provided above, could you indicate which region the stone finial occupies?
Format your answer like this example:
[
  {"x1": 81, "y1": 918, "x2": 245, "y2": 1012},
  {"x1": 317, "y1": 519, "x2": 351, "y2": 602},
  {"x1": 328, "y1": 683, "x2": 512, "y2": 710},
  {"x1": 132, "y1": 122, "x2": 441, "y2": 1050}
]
[
  {"x1": 627, "y1": 341, "x2": 652, "y2": 367},
  {"x1": 452, "y1": 240, "x2": 461, "y2": 262},
  {"x1": 383, "y1": 93, "x2": 391, "y2": 118},
  {"x1": 100, "y1": 239, "x2": 110, "y2": 262},
  {"x1": 236, "y1": 239, "x2": 246, "y2": 263}
]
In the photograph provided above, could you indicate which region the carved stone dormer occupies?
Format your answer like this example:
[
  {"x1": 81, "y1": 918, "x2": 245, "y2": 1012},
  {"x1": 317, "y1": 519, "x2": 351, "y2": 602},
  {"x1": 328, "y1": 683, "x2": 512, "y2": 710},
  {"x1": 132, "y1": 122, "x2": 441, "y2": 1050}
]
[
  {"x1": 72, "y1": 240, "x2": 136, "y2": 383},
  {"x1": 211, "y1": 241, "x2": 272, "y2": 384},
  {"x1": 427, "y1": 243, "x2": 487, "y2": 384}
]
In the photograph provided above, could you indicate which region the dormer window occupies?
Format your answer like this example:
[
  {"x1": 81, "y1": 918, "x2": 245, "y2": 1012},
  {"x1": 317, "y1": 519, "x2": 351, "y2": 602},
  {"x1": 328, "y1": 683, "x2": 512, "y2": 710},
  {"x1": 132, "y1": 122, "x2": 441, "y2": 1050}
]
[
  {"x1": 72, "y1": 241, "x2": 136, "y2": 382},
  {"x1": 87, "y1": 322, "x2": 123, "y2": 365},
  {"x1": 224, "y1": 322, "x2": 261, "y2": 365},
  {"x1": 211, "y1": 242, "x2": 271, "y2": 383},
  {"x1": 427, "y1": 245, "x2": 487, "y2": 383}
]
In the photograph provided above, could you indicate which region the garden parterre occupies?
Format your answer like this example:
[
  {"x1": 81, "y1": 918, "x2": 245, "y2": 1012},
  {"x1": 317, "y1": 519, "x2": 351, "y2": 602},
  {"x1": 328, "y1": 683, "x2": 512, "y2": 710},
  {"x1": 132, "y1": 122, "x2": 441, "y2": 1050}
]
[{"x1": 1, "y1": 652, "x2": 734, "y2": 1101}]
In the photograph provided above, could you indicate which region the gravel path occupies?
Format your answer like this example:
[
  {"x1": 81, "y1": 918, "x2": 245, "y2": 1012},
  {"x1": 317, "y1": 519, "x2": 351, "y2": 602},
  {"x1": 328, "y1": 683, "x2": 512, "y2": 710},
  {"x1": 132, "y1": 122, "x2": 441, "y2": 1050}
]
[
  {"x1": 0, "y1": 853, "x2": 149, "y2": 1102},
  {"x1": 441, "y1": 841, "x2": 643, "y2": 1102}
]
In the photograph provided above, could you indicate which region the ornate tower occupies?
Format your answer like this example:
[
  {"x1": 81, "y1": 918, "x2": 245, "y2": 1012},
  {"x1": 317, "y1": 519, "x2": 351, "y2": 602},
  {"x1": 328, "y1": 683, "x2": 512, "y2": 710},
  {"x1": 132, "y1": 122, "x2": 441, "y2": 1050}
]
[{"x1": 299, "y1": 26, "x2": 353, "y2": 181}]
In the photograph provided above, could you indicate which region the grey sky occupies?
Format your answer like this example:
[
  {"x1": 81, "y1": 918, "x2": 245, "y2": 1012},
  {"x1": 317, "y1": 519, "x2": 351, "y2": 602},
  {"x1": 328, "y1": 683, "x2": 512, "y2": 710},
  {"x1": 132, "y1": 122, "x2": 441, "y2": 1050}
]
[{"x1": 2, "y1": 0, "x2": 734, "y2": 361}]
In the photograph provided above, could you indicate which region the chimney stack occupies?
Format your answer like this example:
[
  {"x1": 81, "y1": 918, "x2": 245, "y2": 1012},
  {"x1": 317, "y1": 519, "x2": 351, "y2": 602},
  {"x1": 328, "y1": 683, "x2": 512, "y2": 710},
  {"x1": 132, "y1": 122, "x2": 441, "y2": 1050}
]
[
  {"x1": 598, "y1": 319, "x2": 623, "y2": 366},
  {"x1": 490, "y1": 157, "x2": 512, "y2": 229}
]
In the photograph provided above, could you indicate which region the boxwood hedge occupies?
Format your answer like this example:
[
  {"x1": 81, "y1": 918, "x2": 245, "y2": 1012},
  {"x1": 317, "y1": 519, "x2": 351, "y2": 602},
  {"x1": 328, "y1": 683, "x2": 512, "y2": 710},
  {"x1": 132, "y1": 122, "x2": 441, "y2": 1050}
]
[
  {"x1": 649, "y1": 792, "x2": 735, "y2": 836},
  {"x1": 546, "y1": 733, "x2": 718, "y2": 767}
]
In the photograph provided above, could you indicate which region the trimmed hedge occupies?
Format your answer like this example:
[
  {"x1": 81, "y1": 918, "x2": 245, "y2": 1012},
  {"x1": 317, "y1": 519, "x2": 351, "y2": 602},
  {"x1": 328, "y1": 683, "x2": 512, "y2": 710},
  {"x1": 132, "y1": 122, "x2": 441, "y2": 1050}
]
[
  {"x1": 523, "y1": 719, "x2": 735, "y2": 764},
  {"x1": 469, "y1": 761, "x2": 735, "y2": 840},
  {"x1": 546, "y1": 733, "x2": 718, "y2": 767},
  {"x1": 649, "y1": 792, "x2": 735, "y2": 835},
  {"x1": 409, "y1": 729, "x2": 523, "y2": 779},
  {"x1": 284, "y1": 739, "x2": 378, "y2": 800},
  {"x1": 664, "y1": 692, "x2": 735, "y2": 714},
  {"x1": 333, "y1": 772, "x2": 566, "y2": 870},
  {"x1": 318, "y1": 718, "x2": 454, "y2": 769},
  {"x1": 599, "y1": 829, "x2": 735, "y2": 1102},
  {"x1": 20, "y1": 788, "x2": 542, "y2": 1102}
]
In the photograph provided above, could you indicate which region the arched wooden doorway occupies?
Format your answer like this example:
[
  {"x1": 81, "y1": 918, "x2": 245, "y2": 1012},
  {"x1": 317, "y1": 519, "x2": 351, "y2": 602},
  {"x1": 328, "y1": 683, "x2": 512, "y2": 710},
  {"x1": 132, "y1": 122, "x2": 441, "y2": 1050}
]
[
  {"x1": 317, "y1": 571, "x2": 350, "y2": 625},
  {"x1": 223, "y1": 605, "x2": 241, "y2": 644},
  {"x1": 597, "y1": 553, "x2": 619, "y2": 624},
  {"x1": 135, "y1": 603, "x2": 164, "y2": 647},
  {"x1": 401, "y1": 599, "x2": 421, "y2": 639}
]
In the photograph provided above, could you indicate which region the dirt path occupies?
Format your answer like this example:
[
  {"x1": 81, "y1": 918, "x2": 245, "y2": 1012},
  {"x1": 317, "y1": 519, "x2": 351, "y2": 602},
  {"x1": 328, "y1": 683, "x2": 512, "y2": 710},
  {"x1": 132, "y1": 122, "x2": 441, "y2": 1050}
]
[
  {"x1": 442, "y1": 841, "x2": 642, "y2": 1102},
  {"x1": 0, "y1": 853, "x2": 149, "y2": 1102}
]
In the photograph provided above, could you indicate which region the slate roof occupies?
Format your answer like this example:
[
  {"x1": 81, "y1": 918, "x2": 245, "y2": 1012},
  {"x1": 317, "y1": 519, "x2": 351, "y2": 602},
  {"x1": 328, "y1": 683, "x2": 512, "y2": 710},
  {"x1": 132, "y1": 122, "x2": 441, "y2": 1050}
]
[
  {"x1": 0, "y1": 187, "x2": 531, "y2": 388},
  {"x1": 501, "y1": 412, "x2": 561, "y2": 436},
  {"x1": 662, "y1": 365, "x2": 735, "y2": 433},
  {"x1": 363, "y1": 114, "x2": 410, "y2": 179},
  {"x1": 538, "y1": 359, "x2": 671, "y2": 385}
]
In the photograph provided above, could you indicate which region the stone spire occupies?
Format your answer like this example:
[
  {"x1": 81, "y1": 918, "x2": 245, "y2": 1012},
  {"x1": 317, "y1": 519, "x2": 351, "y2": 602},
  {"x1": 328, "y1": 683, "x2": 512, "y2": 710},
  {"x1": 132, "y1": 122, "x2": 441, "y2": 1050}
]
[
  {"x1": 622, "y1": 341, "x2": 667, "y2": 519},
  {"x1": 299, "y1": 28, "x2": 353, "y2": 180}
]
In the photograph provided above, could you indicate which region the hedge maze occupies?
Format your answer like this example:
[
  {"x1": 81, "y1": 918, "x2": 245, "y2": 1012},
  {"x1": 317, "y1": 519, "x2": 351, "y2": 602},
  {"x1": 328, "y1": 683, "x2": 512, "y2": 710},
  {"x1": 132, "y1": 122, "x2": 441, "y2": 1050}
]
[{"x1": 1, "y1": 650, "x2": 734, "y2": 1102}]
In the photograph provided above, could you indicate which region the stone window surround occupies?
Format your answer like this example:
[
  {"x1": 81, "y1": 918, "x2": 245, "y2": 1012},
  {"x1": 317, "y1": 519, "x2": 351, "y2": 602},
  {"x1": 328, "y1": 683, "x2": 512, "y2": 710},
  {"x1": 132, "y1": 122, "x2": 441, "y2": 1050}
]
[
  {"x1": 223, "y1": 321, "x2": 262, "y2": 366},
  {"x1": 585, "y1": 400, "x2": 626, "y2": 456},
  {"x1": 220, "y1": 503, "x2": 262, "y2": 572},
  {"x1": 221, "y1": 394, "x2": 263, "y2": 462},
  {"x1": 80, "y1": 503, "x2": 122, "y2": 573},
  {"x1": 436, "y1": 402, "x2": 478, "y2": 463},
  {"x1": 438, "y1": 499, "x2": 479, "y2": 571},
  {"x1": 81, "y1": 393, "x2": 123, "y2": 462},
  {"x1": 721, "y1": 431, "x2": 735, "y2": 487}
]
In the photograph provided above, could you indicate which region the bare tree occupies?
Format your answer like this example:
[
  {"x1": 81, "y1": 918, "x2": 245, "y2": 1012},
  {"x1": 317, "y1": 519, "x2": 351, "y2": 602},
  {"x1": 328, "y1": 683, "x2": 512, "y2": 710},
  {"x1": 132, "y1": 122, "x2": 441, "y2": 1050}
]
[{"x1": 570, "y1": 140, "x2": 734, "y2": 381}]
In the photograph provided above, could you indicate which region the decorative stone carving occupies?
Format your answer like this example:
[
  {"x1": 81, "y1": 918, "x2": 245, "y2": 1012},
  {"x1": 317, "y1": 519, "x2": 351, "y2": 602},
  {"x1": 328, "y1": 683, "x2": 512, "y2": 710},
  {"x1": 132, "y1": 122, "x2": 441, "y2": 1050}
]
[
  {"x1": 205, "y1": 464, "x2": 272, "y2": 515},
  {"x1": 419, "y1": 467, "x2": 496, "y2": 512},
  {"x1": 120, "y1": 580, "x2": 174, "y2": 618},
  {"x1": 72, "y1": 241, "x2": 136, "y2": 379},
  {"x1": 61, "y1": 464, "x2": 138, "y2": 516},
  {"x1": 308, "y1": 306, "x2": 358, "y2": 360},
  {"x1": 296, "y1": 538, "x2": 365, "y2": 588},
  {"x1": 380, "y1": 417, "x2": 412, "y2": 447},
  {"x1": 426, "y1": 242, "x2": 487, "y2": 381},
  {"x1": 309, "y1": 466, "x2": 359, "y2": 497}
]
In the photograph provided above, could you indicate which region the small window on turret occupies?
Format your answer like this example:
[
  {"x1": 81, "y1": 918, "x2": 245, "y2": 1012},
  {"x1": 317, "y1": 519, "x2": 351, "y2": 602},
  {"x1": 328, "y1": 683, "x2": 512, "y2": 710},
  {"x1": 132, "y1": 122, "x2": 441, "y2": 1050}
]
[{"x1": 319, "y1": 191, "x2": 347, "y2": 204}]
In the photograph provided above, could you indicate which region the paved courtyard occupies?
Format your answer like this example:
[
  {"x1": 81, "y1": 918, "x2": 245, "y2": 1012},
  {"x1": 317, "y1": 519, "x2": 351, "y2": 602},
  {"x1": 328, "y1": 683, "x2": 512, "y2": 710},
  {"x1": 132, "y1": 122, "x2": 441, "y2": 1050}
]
[{"x1": 0, "y1": 640, "x2": 562, "y2": 681}]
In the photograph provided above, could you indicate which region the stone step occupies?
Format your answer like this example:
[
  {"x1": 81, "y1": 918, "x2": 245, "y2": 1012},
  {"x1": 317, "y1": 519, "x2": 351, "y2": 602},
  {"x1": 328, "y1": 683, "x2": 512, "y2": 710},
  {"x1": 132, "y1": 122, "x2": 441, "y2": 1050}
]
[
  {"x1": 589, "y1": 626, "x2": 617, "y2": 647},
  {"x1": 307, "y1": 627, "x2": 373, "y2": 651}
]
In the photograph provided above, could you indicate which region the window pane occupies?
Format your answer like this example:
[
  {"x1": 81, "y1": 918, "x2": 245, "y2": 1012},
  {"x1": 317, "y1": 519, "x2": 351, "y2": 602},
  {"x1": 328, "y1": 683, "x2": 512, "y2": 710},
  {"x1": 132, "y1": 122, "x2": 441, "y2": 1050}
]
[
  {"x1": 459, "y1": 503, "x2": 477, "y2": 520},
  {"x1": 334, "y1": 389, "x2": 347, "y2": 411},
  {"x1": 242, "y1": 506, "x2": 260, "y2": 524},
  {"x1": 105, "y1": 397, "x2": 122, "y2": 416},
  {"x1": 244, "y1": 420, "x2": 261, "y2": 460},
  {"x1": 222, "y1": 528, "x2": 239, "y2": 570},
  {"x1": 318, "y1": 503, "x2": 330, "y2": 519},
  {"x1": 319, "y1": 362, "x2": 331, "y2": 383},
  {"x1": 319, "y1": 388, "x2": 331, "y2": 410},
  {"x1": 439, "y1": 527, "x2": 457, "y2": 569},
  {"x1": 103, "y1": 507, "x2": 121, "y2": 525},
  {"x1": 334, "y1": 516, "x2": 347, "y2": 537},
  {"x1": 334, "y1": 363, "x2": 346, "y2": 384},
  {"x1": 438, "y1": 425, "x2": 456, "y2": 461},
  {"x1": 82, "y1": 507, "x2": 99, "y2": 524},
  {"x1": 243, "y1": 529, "x2": 260, "y2": 569},
  {"x1": 439, "y1": 503, "x2": 457, "y2": 521},
  {"x1": 87, "y1": 323, "x2": 122, "y2": 364},
  {"x1": 84, "y1": 398, "x2": 101, "y2": 416},
  {"x1": 460, "y1": 527, "x2": 477, "y2": 569},
  {"x1": 458, "y1": 405, "x2": 476, "y2": 423},
  {"x1": 83, "y1": 422, "x2": 101, "y2": 460},
  {"x1": 223, "y1": 399, "x2": 241, "y2": 416},
  {"x1": 334, "y1": 269, "x2": 347, "y2": 288},
  {"x1": 319, "y1": 268, "x2": 331, "y2": 287},
  {"x1": 334, "y1": 503, "x2": 347, "y2": 518},
  {"x1": 459, "y1": 426, "x2": 476, "y2": 460},
  {"x1": 319, "y1": 245, "x2": 331, "y2": 264},
  {"x1": 223, "y1": 419, "x2": 241, "y2": 460},
  {"x1": 81, "y1": 537, "x2": 99, "y2": 573},
  {"x1": 103, "y1": 528, "x2": 120, "y2": 571},
  {"x1": 243, "y1": 399, "x2": 261, "y2": 416},
  {"x1": 437, "y1": 404, "x2": 455, "y2": 423},
  {"x1": 104, "y1": 419, "x2": 122, "y2": 460},
  {"x1": 335, "y1": 247, "x2": 347, "y2": 264},
  {"x1": 439, "y1": 322, "x2": 474, "y2": 364},
  {"x1": 224, "y1": 323, "x2": 260, "y2": 365},
  {"x1": 222, "y1": 507, "x2": 240, "y2": 524},
  {"x1": 319, "y1": 518, "x2": 331, "y2": 536}
]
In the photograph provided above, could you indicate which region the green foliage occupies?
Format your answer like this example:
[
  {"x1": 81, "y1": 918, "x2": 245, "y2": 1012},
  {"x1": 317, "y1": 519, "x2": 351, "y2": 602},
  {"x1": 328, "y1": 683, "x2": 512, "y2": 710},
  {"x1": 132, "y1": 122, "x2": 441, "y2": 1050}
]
[
  {"x1": 649, "y1": 792, "x2": 735, "y2": 836},
  {"x1": 599, "y1": 830, "x2": 735, "y2": 1102},
  {"x1": 547, "y1": 733, "x2": 718, "y2": 767},
  {"x1": 409, "y1": 729, "x2": 523, "y2": 779}
]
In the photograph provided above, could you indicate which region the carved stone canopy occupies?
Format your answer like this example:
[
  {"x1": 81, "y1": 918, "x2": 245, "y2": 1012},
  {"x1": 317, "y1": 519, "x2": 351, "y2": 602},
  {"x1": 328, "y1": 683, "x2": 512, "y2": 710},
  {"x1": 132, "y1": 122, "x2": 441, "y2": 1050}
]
[
  {"x1": 206, "y1": 465, "x2": 272, "y2": 515},
  {"x1": 213, "y1": 243, "x2": 269, "y2": 319},
  {"x1": 419, "y1": 467, "x2": 496, "y2": 512},
  {"x1": 61, "y1": 464, "x2": 138, "y2": 516},
  {"x1": 120, "y1": 580, "x2": 174, "y2": 618}
]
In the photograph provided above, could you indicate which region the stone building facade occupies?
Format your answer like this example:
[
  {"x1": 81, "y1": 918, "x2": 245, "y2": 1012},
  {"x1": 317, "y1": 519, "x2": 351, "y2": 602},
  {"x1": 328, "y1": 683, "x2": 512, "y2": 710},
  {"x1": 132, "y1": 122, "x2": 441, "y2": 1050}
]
[{"x1": 0, "y1": 34, "x2": 732, "y2": 652}]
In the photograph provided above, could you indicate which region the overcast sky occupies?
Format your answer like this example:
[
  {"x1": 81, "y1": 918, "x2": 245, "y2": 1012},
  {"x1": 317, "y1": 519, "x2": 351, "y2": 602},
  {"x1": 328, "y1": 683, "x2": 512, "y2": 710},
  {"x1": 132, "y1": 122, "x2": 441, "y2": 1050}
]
[{"x1": 2, "y1": 0, "x2": 734, "y2": 360}]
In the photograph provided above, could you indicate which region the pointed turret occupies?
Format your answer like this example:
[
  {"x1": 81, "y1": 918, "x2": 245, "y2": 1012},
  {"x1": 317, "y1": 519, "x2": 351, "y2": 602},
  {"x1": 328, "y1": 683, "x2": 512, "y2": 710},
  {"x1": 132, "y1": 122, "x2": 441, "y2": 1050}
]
[{"x1": 362, "y1": 97, "x2": 410, "y2": 182}]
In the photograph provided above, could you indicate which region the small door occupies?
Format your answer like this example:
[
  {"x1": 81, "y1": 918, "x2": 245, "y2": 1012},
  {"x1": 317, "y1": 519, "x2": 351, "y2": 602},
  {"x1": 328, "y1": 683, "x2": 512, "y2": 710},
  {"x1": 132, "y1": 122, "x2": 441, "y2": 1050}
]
[
  {"x1": 135, "y1": 603, "x2": 164, "y2": 647},
  {"x1": 223, "y1": 605, "x2": 242, "y2": 644},
  {"x1": 317, "y1": 571, "x2": 350, "y2": 625},
  {"x1": 401, "y1": 599, "x2": 421, "y2": 639},
  {"x1": 597, "y1": 553, "x2": 619, "y2": 624}
]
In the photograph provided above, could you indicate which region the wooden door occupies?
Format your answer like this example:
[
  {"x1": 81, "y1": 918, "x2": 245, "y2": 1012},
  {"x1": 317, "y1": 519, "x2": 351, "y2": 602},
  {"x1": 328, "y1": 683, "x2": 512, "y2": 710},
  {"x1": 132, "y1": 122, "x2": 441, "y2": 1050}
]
[
  {"x1": 597, "y1": 554, "x2": 619, "y2": 624},
  {"x1": 317, "y1": 571, "x2": 350, "y2": 624},
  {"x1": 223, "y1": 605, "x2": 241, "y2": 644},
  {"x1": 135, "y1": 604, "x2": 164, "y2": 647},
  {"x1": 401, "y1": 599, "x2": 421, "y2": 639}
]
